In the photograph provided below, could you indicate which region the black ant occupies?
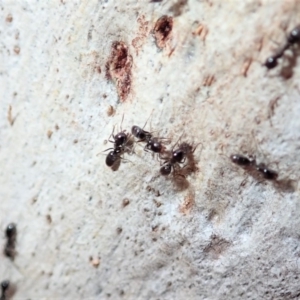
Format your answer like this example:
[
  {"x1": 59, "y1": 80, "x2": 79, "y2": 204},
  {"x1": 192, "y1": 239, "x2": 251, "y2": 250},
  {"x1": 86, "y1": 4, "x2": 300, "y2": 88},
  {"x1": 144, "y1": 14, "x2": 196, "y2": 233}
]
[
  {"x1": 104, "y1": 116, "x2": 134, "y2": 170},
  {"x1": 264, "y1": 24, "x2": 300, "y2": 69},
  {"x1": 0, "y1": 280, "x2": 10, "y2": 300},
  {"x1": 4, "y1": 223, "x2": 17, "y2": 260},
  {"x1": 104, "y1": 135, "x2": 134, "y2": 170},
  {"x1": 230, "y1": 153, "x2": 280, "y2": 182},
  {"x1": 160, "y1": 142, "x2": 198, "y2": 176},
  {"x1": 108, "y1": 116, "x2": 131, "y2": 150},
  {"x1": 131, "y1": 125, "x2": 168, "y2": 158}
]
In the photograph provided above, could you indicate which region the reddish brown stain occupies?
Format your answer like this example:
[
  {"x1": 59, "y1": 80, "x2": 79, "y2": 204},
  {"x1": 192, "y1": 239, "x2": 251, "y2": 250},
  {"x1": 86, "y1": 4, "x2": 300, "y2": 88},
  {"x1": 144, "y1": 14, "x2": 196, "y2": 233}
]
[
  {"x1": 105, "y1": 41, "x2": 133, "y2": 102},
  {"x1": 179, "y1": 191, "x2": 195, "y2": 215},
  {"x1": 132, "y1": 15, "x2": 150, "y2": 55},
  {"x1": 203, "y1": 75, "x2": 215, "y2": 87},
  {"x1": 153, "y1": 16, "x2": 173, "y2": 49},
  {"x1": 6, "y1": 14, "x2": 13, "y2": 23},
  {"x1": 192, "y1": 23, "x2": 209, "y2": 42},
  {"x1": 13, "y1": 46, "x2": 20, "y2": 55},
  {"x1": 241, "y1": 58, "x2": 253, "y2": 77}
]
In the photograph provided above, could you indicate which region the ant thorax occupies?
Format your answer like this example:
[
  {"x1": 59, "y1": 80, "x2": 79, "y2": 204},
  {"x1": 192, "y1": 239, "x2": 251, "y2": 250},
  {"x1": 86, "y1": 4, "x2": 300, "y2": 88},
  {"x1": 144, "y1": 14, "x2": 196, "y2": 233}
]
[{"x1": 264, "y1": 23, "x2": 300, "y2": 71}]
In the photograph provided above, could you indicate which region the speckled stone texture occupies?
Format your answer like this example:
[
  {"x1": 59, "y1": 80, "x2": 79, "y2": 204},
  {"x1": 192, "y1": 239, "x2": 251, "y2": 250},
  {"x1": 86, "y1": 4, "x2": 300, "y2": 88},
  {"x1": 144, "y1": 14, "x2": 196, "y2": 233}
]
[{"x1": 1, "y1": 1, "x2": 300, "y2": 299}]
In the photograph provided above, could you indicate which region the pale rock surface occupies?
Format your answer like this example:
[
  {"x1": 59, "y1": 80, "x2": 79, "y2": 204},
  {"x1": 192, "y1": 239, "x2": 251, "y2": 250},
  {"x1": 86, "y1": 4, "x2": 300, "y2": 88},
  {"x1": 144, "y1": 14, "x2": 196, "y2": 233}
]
[{"x1": 1, "y1": 0, "x2": 300, "y2": 299}]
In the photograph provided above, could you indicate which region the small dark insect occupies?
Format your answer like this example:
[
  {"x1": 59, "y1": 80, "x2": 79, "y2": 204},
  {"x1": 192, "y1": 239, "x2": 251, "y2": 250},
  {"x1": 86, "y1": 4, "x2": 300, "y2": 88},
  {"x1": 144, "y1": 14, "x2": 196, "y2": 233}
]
[
  {"x1": 1, "y1": 280, "x2": 10, "y2": 300},
  {"x1": 230, "y1": 154, "x2": 256, "y2": 167},
  {"x1": 160, "y1": 142, "x2": 197, "y2": 176},
  {"x1": 4, "y1": 223, "x2": 17, "y2": 260},
  {"x1": 256, "y1": 163, "x2": 278, "y2": 180},
  {"x1": 132, "y1": 124, "x2": 167, "y2": 158},
  {"x1": 264, "y1": 24, "x2": 300, "y2": 69},
  {"x1": 108, "y1": 115, "x2": 131, "y2": 150},
  {"x1": 104, "y1": 115, "x2": 135, "y2": 170}
]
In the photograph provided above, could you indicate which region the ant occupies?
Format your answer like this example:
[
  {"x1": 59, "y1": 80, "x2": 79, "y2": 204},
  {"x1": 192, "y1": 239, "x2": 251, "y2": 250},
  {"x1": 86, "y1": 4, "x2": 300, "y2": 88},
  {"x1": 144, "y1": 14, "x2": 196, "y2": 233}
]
[
  {"x1": 230, "y1": 154, "x2": 279, "y2": 181},
  {"x1": 160, "y1": 142, "x2": 198, "y2": 176},
  {"x1": 108, "y1": 115, "x2": 131, "y2": 150},
  {"x1": 104, "y1": 116, "x2": 134, "y2": 170},
  {"x1": 264, "y1": 24, "x2": 300, "y2": 69},
  {"x1": 0, "y1": 280, "x2": 9, "y2": 300},
  {"x1": 104, "y1": 135, "x2": 134, "y2": 170},
  {"x1": 131, "y1": 125, "x2": 168, "y2": 159},
  {"x1": 4, "y1": 223, "x2": 17, "y2": 260}
]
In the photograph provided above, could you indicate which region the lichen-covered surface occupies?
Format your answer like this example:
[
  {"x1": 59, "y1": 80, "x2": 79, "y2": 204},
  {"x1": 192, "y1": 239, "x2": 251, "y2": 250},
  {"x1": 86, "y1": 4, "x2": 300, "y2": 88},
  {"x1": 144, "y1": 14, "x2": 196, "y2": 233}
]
[{"x1": 1, "y1": 0, "x2": 300, "y2": 299}]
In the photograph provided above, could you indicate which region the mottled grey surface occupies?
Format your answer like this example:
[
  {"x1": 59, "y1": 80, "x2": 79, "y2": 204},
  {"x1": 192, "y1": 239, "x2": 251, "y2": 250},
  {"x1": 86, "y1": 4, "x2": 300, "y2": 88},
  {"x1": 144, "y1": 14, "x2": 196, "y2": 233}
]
[{"x1": 1, "y1": 0, "x2": 300, "y2": 299}]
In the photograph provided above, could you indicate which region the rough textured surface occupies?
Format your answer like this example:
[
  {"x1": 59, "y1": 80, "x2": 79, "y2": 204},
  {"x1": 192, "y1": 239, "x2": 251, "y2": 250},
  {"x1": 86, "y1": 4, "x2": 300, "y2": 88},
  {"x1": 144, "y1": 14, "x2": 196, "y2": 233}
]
[{"x1": 1, "y1": 0, "x2": 300, "y2": 299}]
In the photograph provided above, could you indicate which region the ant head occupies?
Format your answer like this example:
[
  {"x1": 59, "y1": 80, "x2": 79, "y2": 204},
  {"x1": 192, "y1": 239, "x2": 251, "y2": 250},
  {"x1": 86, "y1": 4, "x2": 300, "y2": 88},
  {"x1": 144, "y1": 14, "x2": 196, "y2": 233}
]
[
  {"x1": 114, "y1": 131, "x2": 128, "y2": 148},
  {"x1": 6, "y1": 223, "x2": 16, "y2": 239},
  {"x1": 288, "y1": 25, "x2": 300, "y2": 44},
  {"x1": 256, "y1": 163, "x2": 278, "y2": 180}
]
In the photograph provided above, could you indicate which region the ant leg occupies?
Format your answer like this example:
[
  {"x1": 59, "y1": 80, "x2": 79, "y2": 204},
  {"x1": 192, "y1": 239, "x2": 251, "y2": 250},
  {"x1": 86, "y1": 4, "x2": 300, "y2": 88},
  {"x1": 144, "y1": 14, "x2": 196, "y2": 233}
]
[
  {"x1": 101, "y1": 147, "x2": 114, "y2": 154},
  {"x1": 108, "y1": 125, "x2": 116, "y2": 144}
]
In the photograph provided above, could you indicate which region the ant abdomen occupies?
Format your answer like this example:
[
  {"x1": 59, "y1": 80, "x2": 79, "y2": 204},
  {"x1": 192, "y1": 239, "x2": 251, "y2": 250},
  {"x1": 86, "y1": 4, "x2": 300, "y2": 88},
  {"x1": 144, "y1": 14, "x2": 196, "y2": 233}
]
[
  {"x1": 105, "y1": 149, "x2": 121, "y2": 167},
  {"x1": 256, "y1": 163, "x2": 278, "y2": 180},
  {"x1": 160, "y1": 163, "x2": 172, "y2": 176}
]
